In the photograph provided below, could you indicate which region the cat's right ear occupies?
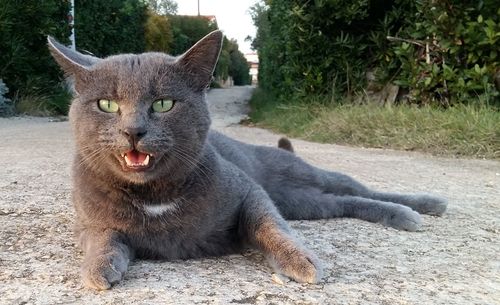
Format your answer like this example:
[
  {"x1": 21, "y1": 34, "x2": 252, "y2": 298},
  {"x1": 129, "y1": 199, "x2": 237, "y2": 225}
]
[{"x1": 47, "y1": 36, "x2": 100, "y2": 82}]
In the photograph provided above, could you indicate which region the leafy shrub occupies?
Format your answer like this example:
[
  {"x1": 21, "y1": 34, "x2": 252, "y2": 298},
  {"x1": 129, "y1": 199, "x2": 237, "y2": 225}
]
[
  {"x1": 0, "y1": 0, "x2": 71, "y2": 110},
  {"x1": 14, "y1": 80, "x2": 72, "y2": 116},
  {"x1": 229, "y1": 47, "x2": 251, "y2": 86},
  {"x1": 251, "y1": 0, "x2": 380, "y2": 99},
  {"x1": 169, "y1": 15, "x2": 250, "y2": 85},
  {"x1": 169, "y1": 15, "x2": 219, "y2": 55},
  {"x1": 145, "y1": 11, "x2": 174, "y2": 52},
  {"x1": 0, "y1": 0, "x2": 249, "y2": 116},
  {"x1": 75, "y1": 0, "x2": 148, "y2": 57},
  {"x1": 251, "y1": 0, "x2": 500, "y2": 105},
  {"x1": 225, "y1": 39, "x2": 251, "y2": 86},
  {"x1": 384, "y1": 0, "x2": 500, "y2": 105}
]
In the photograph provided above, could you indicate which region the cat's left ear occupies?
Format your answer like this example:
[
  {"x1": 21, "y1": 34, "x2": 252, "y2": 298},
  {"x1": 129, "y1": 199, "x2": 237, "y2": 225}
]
[{"x1": 176, "y1": 30, "x2": 224, "y2": 91}]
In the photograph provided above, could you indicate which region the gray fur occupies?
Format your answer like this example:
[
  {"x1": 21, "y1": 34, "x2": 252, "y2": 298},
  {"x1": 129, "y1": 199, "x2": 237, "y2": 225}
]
[
  {"x1": 278, "y1": 137, "x2": 294, "y2": 152},
  {"x1": 48, "y1": 31, "x2": 447, "y2": 290}
]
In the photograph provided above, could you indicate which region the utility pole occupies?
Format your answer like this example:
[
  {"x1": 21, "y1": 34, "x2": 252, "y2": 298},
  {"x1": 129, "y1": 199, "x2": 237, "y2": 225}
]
[
  {"x1": 197, "y1": 0, "x2": 200, "y2": 16},
  {"x1": 69, "y1": 0, "x2": 76, "y2": 50}
]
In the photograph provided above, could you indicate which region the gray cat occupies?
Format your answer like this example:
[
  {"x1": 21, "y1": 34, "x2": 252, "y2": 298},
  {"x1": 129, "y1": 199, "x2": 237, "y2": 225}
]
[{"x1": 48, "y1": 31, "x2": 447, "y2": 290}]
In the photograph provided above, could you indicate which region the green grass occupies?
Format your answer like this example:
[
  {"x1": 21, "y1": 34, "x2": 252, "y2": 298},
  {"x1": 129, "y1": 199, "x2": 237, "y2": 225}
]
[{"x1": 249, "y1": 89, "x2": 500, "y2": 159}]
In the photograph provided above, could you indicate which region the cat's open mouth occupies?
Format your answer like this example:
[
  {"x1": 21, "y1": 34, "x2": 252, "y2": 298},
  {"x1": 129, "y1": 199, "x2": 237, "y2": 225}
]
[{"x1": 120, "y1": 150, "x2": 153, "y2": 171}]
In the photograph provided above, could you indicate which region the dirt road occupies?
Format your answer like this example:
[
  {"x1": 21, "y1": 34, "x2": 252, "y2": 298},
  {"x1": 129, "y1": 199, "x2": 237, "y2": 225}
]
[{"x1": 0, "y1": 87, "x2": 499, "y2": 305}]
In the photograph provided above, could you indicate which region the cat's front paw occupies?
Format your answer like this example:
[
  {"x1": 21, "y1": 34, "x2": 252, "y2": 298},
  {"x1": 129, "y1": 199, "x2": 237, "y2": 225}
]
[
  {"x1": 383, "y1": 205, "x2": 422, "y2": 231},
  {"x1": 270, "y1": 246, "x2": 323, "y2": 284},
  {"x1": 81, "y1": 251, "x2": 129, "y2": 290}
]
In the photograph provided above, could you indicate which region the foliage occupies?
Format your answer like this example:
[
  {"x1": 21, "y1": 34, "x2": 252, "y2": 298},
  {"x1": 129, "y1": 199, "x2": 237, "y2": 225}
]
[
  {"x1": 75, "y1": 0, "x2": 148, "y2": 57},
  {"x1": 251, "y1": 0, "x2": 377, "y2": 99},
  {"x1": 14, "y1": 84, "x2": 72, "y2": 116},
  {"x1": 229, "y1": 45, "x2": 251, "y2": 85},
  {"x1": 0, "y1": 0, "x2": 71, "y2": 108},
  {"x1": 218, "y1": 38, "x2": 251, "y2": 86},
  {"x1": 383, "y1": 0, "x2": 500, "y2": 105},
  {"x1": 147, "y1": 0, "x2": 178, "y2": 15},
  {"x1": 169, "y1": 15, "x2": 219, "y2": 55},
  {"x1": 144, "y1": 11, "x2": 173, "y2": 52},
  {"x1": 251, "y1": 0, "x2": 500, "y2": 105},
  {"x1": 0, "y1": 0, "x2": 249, "y2": 116},
  {"x1": 169, "y1": 16, "x2": 250, "y2": 85}
]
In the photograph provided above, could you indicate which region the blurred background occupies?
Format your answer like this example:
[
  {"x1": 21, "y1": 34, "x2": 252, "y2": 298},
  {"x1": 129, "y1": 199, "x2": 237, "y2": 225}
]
[
  {"x1": 0, "y1": 0, "x2": 254, "y2": 116},
  {"x1": 0, "y1": 0, "x2": 498, "y2": 158}
]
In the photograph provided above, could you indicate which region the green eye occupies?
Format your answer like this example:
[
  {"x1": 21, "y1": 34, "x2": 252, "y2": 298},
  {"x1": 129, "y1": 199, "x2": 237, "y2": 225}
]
[
  {"x1": 98, "y1": 99, "x2": 119, "y2": 113},
  {"x1": 152, "y1": 99, "x2": 174, "y2": 113}
]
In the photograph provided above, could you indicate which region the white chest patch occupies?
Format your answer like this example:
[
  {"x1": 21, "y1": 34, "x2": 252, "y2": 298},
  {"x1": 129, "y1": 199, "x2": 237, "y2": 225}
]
[{"x1": 143, "y1": 200, "x2": 179, "y2": 217}]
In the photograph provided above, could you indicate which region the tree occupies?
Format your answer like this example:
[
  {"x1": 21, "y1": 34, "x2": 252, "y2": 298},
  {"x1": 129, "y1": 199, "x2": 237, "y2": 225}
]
[
  {"x1": 145, "y1": 12, "x2": 174, "y2": 52},
  {"x1": 75, "y1": 0, "x2": 148, "y2": 57},
  {"x1": 0, "y1": 0, "x2": 71, "y2": 98},
  {"x1": 169, "y1": 15, "x2": 218, "y2": 55},
  {"x1": 147, "y1": 0, "x2": 178, "y2": 15},
  {"x1": 226, "y1": 39, "x2": 250, "y2": 85}
]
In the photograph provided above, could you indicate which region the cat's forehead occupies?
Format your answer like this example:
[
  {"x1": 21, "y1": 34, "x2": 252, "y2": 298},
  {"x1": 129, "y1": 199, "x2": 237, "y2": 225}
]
[
  {"x1": 94, "y1": 53, "x2": 177, "y2": 73},
  {"x1": 83, "y1": 53, "x2": 184, "y2": 100}
]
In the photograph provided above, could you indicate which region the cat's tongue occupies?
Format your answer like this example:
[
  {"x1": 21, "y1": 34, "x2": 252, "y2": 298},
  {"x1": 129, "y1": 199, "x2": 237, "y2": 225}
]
[{"x1": 124, "y1": 150, "x2": 150, "y2": 167}]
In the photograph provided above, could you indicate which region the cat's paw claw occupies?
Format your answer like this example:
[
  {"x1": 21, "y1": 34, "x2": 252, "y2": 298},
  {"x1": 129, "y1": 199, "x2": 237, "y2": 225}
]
[
  {"x1": 81, "y1": 252, "x2": 128, "y2": 290},
  {"x1": 384, "y1": 206, "x2": 422, "y2": 231}
]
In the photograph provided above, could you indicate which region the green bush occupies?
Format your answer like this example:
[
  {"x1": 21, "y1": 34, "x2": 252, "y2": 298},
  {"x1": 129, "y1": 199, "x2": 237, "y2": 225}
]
[
  {"x1": 0, "y1": 0, "x2": 71, "y2": 111},
  {"x1": 145, "y1": 11, "x2": 174, "y2": 52},
  {"x1": 169, "y1": 15, "x2": 219, "y2": 55},
  {"x1": 215, "y1": 38, "x2": 251, "y2": 86},
  {"x1": 384, "y1": 0, "x2": 500, "y2": 105},
  {"x1": 251, "y1": 0, "x2": 500, "y2": 105},
  {"x1": 251, "y1": 0, "x2": 377, "y2": 99},
  {"x1": 169, "y1": 15, "x2": 250, "y2": 86},
  {"x1": 229, "y1": 47, "x2": 251, "y2": 86},
  {"x1": 225, "y1": 39, "x2": 251, "y2": 86},
  {"x1": 75, "y1": 0, "x2": 148, "y2": 57},
  {"x1": 0, "y1": 0, "x2": 250, "y2": 116}
]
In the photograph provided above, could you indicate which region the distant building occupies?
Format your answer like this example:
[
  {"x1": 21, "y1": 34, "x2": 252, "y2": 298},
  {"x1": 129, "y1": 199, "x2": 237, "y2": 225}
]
[
  {"x1": 244, "y1": 52, "x2": 259, "y2": 85},
  {"x1": 200, "y1": 15, "x2": 218, "y2": 27}
]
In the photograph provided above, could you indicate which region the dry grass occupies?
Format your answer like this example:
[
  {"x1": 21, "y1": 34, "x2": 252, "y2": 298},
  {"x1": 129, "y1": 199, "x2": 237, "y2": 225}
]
[
  {"x1": 249, "y1": 89, "x2": 500, "y2": 159},
  {"x1": 14, "y1": 89, "x2": 71, "y2": 116}
]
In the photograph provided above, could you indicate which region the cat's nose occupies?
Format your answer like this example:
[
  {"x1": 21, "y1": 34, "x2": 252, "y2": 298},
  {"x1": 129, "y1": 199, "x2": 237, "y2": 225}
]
[{"x1": 121, "y1": 127, "x2": 147, "y2": 144}]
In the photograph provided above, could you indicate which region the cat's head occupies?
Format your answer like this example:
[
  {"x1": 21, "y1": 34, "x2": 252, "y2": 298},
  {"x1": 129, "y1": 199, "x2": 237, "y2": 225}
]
[{"x1": 48, "y1": 31, "x2": 223, "y2": 184}]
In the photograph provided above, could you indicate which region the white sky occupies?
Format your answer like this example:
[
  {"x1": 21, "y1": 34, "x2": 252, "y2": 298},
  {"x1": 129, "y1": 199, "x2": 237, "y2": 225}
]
[{"x1": 177, "y1": 0, "x2": 259, "y2": 54}]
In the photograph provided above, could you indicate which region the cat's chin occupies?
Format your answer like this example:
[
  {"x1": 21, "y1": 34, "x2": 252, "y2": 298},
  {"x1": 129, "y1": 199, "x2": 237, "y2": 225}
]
[
  {"x1": 114, "y1": 166, "x2": 159, "y2": 184},
  {"x1": 119, "y1": 173, "x2": 155, "y2": 184}
]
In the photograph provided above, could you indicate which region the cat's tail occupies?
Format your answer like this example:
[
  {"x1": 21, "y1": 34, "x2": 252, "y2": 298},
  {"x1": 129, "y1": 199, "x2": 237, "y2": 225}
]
[{"x1": 278, "y1": 137, "x2": 294, "y2": 153}]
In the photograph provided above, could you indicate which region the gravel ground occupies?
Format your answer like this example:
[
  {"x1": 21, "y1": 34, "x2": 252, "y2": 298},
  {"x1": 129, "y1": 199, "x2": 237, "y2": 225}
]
[{"x1": 0, "y1": 87, "x2": 499, "y2": 305}]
